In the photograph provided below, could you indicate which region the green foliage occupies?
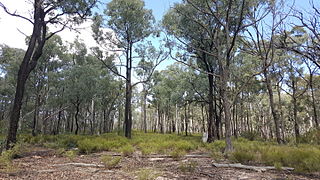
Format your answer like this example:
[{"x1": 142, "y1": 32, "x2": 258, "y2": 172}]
[
  {"x1": 170, "y1": 149, "x2": 186, "y2": 160},
  {"x1": 63, "y1": 150, "x2": 78, "y2": 160},
  {"x1": 105, "y1": 0, "x2": 155, "y2": 43},
  {"x1": 118, "y1": 144, "x2": 134, "y2": 157},
  {"x1": 230, "y1": 151, "x2": 255, "y2": 163},
  {"x1": 16, "y1": 132, "x2": 320, "y2": 173},
  {"x1": 0, "y1": 142, "x2": 26, "y2": 172},
  {"x1": 101, "y1": 155, "x2": 121, "y2": 169},
  {"x1": 178, "y1": 160, "x2": 198, "y2": 173},
  {"x1": 274, "y1": 162, "x2": 283, "y2": 171},
  {"x1": 300, "y1": 129, "x2": 320, "y2": 145},
  {"x1": 240, "y1": 131, "x2": 261, "y2": 141},
  {"x1": 136, "y1": 168, "x2": 159, "y2": 180}
]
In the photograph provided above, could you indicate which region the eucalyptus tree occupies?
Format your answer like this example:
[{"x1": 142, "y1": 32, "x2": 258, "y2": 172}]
[
  {"x1": 163, "y1": 0, "x2": 257, "y2": 151},
  {"x1": 27, "y1": 35, "x2": 65, "y2": 136},
  {"x1": 282, "y1": 26, "x2": 320, "y2": 128},
  {"x1": 0, "y1": 0, "x2": 97, "y2": 149},
  {"x1": 92, "y1": 0, "x2": 155, "y2": 138},
  {"x1": 63, "y1": 64, "x2": 98, "y2": 135},
  {"x1": 242, "y1": 0, "x2": 291, "y2": 144},
  {"x1": 0, "y1": 46, "x2": 25, "y2": 133}
]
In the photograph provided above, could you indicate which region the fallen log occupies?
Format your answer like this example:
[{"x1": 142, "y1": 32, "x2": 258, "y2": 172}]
[
  {"x1": 212, "y1": 163, "x2": 294, "y2": 172},
  {"x1": 52, "y1": 163, "x2": 104, "y2": 168}
]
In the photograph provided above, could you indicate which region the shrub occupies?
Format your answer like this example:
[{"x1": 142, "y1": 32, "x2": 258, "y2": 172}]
[
  {"x1": 101, "y1": 155, "x2": 121, "y2": 169},
  {"x1": 178, "y1": 161, "x2": 198, "y2": 173},
  {"x1": 230, "y1": 151, "x2": 254, "y2": 163},
  {"x1": 170, "y1": 149, "x2": 186, "y2": 160},
  {"x1": 118, "y1": 144, "x2": 134, "y2": 156},
  {"x1": 300, "y1": 129, "x2": 320, "y2": 145},
  {"x1": 63, "y1": 150, "x2": 77, "y2": 160},
  {"x1": 136, "y1": 168, "x2": 159, "y2": 180}
]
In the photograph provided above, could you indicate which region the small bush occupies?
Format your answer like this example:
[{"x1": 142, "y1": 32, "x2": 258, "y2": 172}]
[
  {"x1": 230, "y1": 151, "x2": 254, "y2": 163},
  {"x1": 136, "y1": 168, "x2": 159, "y2": 180},
  {"x1": 170, "y1": 149, "x2": 186, "y2": 160},
  {"x1": 101, "y1": 155, "x2": 121, "y2": 169},
  {"x1": 0, "y1": 143, "x2": 25, "y2": 172},
  {"x1": 118, "y1": 144, "x2": 134, "y2": 156},
  {"x1": 210, "y1": 151, "x2": 224, "y2": 161},
  {"x1": 178, "y1": 161, "x2": 198, "y2": 173},
  {"x1": 274, "y1": 162, "x2": 282, "y2": 171},
  {"x1": 300, "y1": 129, "x2": 320, "y2": 145},
  {"x1": 63, "y1": 150, "x2": 77, "y2": 160}
]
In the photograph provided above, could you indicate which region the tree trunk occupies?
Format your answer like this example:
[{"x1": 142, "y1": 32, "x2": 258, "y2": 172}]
[
  {"x1": 184, "y1": 103, "x2": 188, "y2": 136},
  {"x1": 142, "y1": 85, "x2": 147, "y2": 133},
  {"x1": 6, "y1": 0, "x2": 46, "y2": 149},
  {"x1": 207, "y1": 73, "x2": 214, "y2": 142},
  {"x1": 221, "y1": 67, "x2": 233, "y2": 152},
  {"x1": 32, "y1": 93, "x2": 40, "y2": 136},
  {"x1": 75, "y1": 102, "x2": 80, "y2": 135},
  {"x1": 309, "y1": 74, "x2": 319, "y2": 128},
  {"x1": 264, "y1": 71, "x2": 283, "y2": 144},
  {"x1": 124, "y1": 43, "x2": 133, "y2": 138}
]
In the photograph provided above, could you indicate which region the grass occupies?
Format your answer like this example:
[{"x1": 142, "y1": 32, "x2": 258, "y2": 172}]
[
  {"x1": 101, "y1": 155, "x2": 122, "y2": 169},
  {"x1": 14, "y1": 130, "x2": 320, "y2": 173},
  {"x1": 207, "y1": 138, "x2": 320, "y2": 173},
  {"x1": 178, "y1": 160, "x2": 198, "y2": 172},
  {"x1": 0, "y1": 142, "x2": 27, "y2": 173},
  {"x1": 136, "y1": 168, "x2": 160, "y2": 180}
]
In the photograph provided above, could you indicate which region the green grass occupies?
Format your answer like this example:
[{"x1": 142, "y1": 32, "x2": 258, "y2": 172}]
[
  {"x1": 207, "y1": 138, "x2": 320, "y2": 173},
  {"x1": 16, "y1": 131, "x2": 320, "y2": 173}
]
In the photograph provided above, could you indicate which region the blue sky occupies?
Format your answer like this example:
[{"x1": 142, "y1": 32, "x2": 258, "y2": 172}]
[{"x1": 100, "y1": 0, "x2": 181, "y2": 21}]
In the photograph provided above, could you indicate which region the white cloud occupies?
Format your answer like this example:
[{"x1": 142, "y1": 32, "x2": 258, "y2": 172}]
[{"x1": 0, "y1": 0, "x2": 98, "y2": 50}]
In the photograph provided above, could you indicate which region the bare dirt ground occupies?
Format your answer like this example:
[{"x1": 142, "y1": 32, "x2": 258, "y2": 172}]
[{"x1": 0, "y1": 147, "x2": 319, "y2": 180}]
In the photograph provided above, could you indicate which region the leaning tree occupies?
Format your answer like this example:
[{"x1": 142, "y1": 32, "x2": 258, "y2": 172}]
[{"x1": 0, "y1": 0, "x2": 97, "y2": 149}]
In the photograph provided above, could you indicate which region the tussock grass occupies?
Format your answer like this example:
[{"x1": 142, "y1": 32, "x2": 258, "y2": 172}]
[
  {"x1": 17, "y1": 130, "x2": 320, "y2": 173},
  {"x1": 208, "y1": 138, "x2": 320, "y2": 173}
]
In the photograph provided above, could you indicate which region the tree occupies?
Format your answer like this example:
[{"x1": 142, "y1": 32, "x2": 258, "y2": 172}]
[
  {"x1": 1, "y1": 0, "x2": 97, "y2": 149},
  {"x1": 92, "y1": 0, "x2": 155, "y2": 138},
  {"x1": 163, "y1": 0, "x2": 255, "y2": 151}
]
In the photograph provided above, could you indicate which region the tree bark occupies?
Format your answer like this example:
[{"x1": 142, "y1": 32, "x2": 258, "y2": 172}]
[
  {"x1": 207, "y1": 73, "x2": 214, "y2": 142},
  {"x1": 124, "y1": 43, "x2": 133, "y2": 138},
  {"x1": 264, "y1": 71, "x2": 283, "y2": 144},
  {"x1": 221, "y1": 67, "x2": 233, "y2": 152},
  {"x1": 6, "y1": 0, "x2": 46, "y2": 149},
  {"x1": 309, "y1": 73, "x2": 319, "y2": 128}
]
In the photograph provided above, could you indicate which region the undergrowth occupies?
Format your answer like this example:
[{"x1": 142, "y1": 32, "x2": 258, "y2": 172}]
[
  {"x1": 206, "y1": 138, "x2": 320, "y2": 173},
  {"x1": 14, "y1": 130, "x2": 320, "y2": 173}
]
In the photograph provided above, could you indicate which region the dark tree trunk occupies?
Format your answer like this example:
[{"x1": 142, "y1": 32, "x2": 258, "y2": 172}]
[
  {"x1": 124, "y1": 43, "x2": 133, "y2": 138},
  {"x1": 184, "y1": 103, "x2": 188, "y2": 136},
  {"x1": 207, "y1": 73, "x2": 214, "y2": 142},
  {"x1": 74, "y1": 102, "x2": 80, "y2": 135},
  {"x1": 6, "y1": 0, "x2": 46, "y2": 149}
]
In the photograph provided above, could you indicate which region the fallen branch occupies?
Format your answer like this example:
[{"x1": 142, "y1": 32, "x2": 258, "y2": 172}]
[
  {"x1": 142, "y1": 154, "x2": 211, "y2": 158},
  {"x1": 212, "y1": 163, "x2": 294, "y2": 172},
  {"x1": 52, "y1": 163, "x2": 104, "y2": 168}
]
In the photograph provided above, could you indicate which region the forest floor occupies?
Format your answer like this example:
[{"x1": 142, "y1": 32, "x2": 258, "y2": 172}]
[{"x1": 0, "y1": 146, "x2": 319, "y2": 180}]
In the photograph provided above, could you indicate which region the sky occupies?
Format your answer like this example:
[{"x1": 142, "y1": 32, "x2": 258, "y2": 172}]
[{"x1": 0, "y1": 0, "x2": 180, "y2": 50}]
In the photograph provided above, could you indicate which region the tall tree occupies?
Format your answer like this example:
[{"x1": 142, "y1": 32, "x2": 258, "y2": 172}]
[
  {"x1": 92, "y1": 0, "x2": 154, "y2": 138},
  {"x1": 0, "y1": 0, "x2": 96, "y2": 149},
  {"x1": 163, "y1": 0, "x2": 255, "y2": 151}
]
